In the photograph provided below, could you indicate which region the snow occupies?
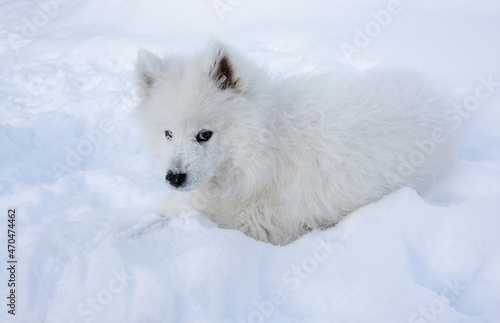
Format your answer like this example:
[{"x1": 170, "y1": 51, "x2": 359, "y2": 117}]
[{"x1": 1, "y1": 0, "x2": 500, "y2": 322}]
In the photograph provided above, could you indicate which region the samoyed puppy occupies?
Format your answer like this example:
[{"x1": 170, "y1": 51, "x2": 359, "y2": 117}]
[{"x1": 135, "y1": 40, "x2": 458, "y2": 245}]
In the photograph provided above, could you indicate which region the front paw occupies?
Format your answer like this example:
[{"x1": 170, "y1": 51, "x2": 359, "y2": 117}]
[{"x1": 156, "y1": 193, "x2": 192, "y2": 218}]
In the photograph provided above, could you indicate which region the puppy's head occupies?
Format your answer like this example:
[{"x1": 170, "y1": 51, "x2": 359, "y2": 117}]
[{"x1": 135, "y1": 41, "x2": 249, "y2": 191}]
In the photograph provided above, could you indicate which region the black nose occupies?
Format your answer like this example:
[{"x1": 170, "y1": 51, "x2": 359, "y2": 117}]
[{"x1": 166, "y1": 171, "x2": 186, "y2": 188}]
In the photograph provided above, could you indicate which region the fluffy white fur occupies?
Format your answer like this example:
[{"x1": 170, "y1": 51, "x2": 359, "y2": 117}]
[{"x1": 135, "y1": 40, "x2": 458, "y2": 245}]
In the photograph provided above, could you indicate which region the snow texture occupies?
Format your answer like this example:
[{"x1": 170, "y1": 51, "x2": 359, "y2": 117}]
[{"x1": 0, "y1": 0, "x2": 500, "y2": 322}]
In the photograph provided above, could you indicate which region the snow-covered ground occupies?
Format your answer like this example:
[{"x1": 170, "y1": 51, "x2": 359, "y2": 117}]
[{"x1": 1, "y1": 1, "x2": 500, "y2": 322}]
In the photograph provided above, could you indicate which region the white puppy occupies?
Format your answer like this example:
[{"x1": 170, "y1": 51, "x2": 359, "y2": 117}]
[{"x1": 135, "y1": 40, "x2": 458, "y2": 245}]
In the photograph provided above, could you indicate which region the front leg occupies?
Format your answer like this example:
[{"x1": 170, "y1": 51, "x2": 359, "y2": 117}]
[
  {"x1": 216, "y1": 205, "x2": 290, "y2": 245},
  {"x1": 157, "y1": 191, "x2": 195, "y2": 218},
  {"x1": 236, "y1": 221, "x2": 272, "y2": 244}
]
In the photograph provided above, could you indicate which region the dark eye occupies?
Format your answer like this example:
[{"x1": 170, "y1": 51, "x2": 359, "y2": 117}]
[
  {"x1": 164, "y1": 130, "x2": 173, "y2": 140},
  {"x1": 196, "y1": 130, "x2": 213, "y2": 143}
]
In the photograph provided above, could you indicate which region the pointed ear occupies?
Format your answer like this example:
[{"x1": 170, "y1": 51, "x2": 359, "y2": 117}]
[
  {"x1": 206, "y1": 41, "x2": 240, "y2": 91},
  {"x1": 135, "y1": 49, "x2": 166, "y2": 98}
]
